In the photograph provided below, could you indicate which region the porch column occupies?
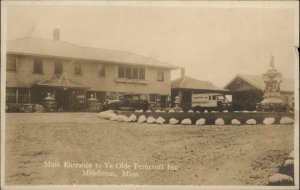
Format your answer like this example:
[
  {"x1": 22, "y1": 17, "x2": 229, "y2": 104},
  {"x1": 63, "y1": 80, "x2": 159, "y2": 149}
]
[
  {"x1": 16, "y1": 88, "x2": 19, "y2": 104},
  {"x1": 28, "y1": 88, "x2": 31, "y2": 103}
]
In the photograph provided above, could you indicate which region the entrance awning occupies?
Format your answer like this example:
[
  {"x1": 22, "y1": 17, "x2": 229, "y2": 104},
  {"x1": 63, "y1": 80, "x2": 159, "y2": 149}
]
[{"x1": 37, "y1": 76, "x2": 90, "y2": 89}]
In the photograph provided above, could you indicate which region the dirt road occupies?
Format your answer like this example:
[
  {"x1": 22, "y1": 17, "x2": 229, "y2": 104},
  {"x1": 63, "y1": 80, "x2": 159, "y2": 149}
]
[{"x1": 4, "y1": 113, "x2": 294, "y2": 185}]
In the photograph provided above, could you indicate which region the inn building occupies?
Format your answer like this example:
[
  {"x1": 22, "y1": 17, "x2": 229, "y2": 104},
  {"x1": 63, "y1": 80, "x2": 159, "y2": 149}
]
[{"x1": 6, "y1": 29, "x2": 178, "y2": 111}]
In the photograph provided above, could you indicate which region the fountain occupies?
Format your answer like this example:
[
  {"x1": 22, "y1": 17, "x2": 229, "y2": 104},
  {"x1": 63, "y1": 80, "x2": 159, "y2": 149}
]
[{"x1": 256, "y1": 54, "x2": 289, "y2": 112}]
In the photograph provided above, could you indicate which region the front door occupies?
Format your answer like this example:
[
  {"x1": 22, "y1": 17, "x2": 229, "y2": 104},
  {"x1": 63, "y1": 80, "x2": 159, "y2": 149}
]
[
  {"x1": 160, "y1": 96, "x2": 167, "y2": 108},
  {"x1": 56, "y1": 89, "x2": 71, "y2": 112}
]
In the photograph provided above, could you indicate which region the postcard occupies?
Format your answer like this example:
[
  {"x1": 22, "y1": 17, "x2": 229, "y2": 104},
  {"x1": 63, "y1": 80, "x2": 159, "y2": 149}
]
[{"x1": 1, "y1": 1, "x2": 299, "y2": 189}]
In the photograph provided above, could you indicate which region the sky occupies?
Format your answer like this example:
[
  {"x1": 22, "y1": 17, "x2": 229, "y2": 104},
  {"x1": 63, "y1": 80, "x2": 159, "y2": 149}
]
[{"x1": 4, "y1": 1, "x2": 299, "y2": 87}]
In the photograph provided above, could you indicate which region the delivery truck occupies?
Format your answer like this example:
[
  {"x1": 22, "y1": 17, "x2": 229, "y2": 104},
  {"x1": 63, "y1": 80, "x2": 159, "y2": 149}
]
[{"x1": 191, "y1": 93, "x2": 232, "y2": 112}]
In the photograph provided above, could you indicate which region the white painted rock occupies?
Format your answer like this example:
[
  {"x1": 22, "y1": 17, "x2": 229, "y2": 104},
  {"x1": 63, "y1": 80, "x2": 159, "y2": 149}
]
[
  {"x1": 204, "y1": 110, "x2": 208, "y2": 113},
  {"x1": 268, "y1": 173, "x2": 294, "y2": 185},
  {"x1": 223, "y1": 110, "x2": 228, "y2": 112},
  {"x1": 98, "y1": 110, "x2": 115, "y2": 119},
  {"x1": 135, "y1": 109, "x2": 143, "y2": 113},
  {"x1": 146, "y1": 110, "x2": 152, "y2": 113},
  {"x1": 246, "y1": 119, "x2": 256, "y2": 125},
  {"x1": 169, "y1": 118, "x2": 179, "y2": 125},
  {"x1": 215, "y1": 118, "x2": 225, "y2": 125},
  {"x1": 147, "y1": 116, "x2": 156, "y2": 124},
  {"x1": 196, "y1": 118, "x2": 205, "y2": 125},
  {"x1": 231, "y1": 119, "x2": 241, "y2": 125},
  {"x1": 178, "y1": 110, "x2": 184, "y2": 113},
  {"x1": 284, "y1": 159, "x2": 294, "y2": 167},
  {"x1": 168, "y1": 109, "x2": 175, "y2": 113},
  {"x1": 263, "y1": 117, "x2": 275, "y2": 125},
  {"x1": 110, "y1": 114, "x2": 118, "y2": 121},
  {"x1": 123, "y1": 116, "x2": 131, "y2": 122},
  {"x1": 156, "y1": 117, "x2": 166, "y2": 124},
  {"x1": 195, "y1": 111, "x2": 200, "y2": 113},
  {"x1": 288, "y1": 151, "x2": 294, "y2": 159},
  {"x1": 129, "y1": 114, "x2": 137, "y2": 122},
  {"x1": 156, "y1": 110, "x2": 161, "y2": 113},
  {"x1": 181, "y1": 118, "x2": 192, "y2": 125},
  {"x1": 116, "y1": 115, "x2": 128, "y2": 122},
  {"x1": 188, "y1": 110, "x2": 194, "y2": 113},
  {"x1": 280, "y1": 117, "x2": 294, "y2": 124},
  {"x1": 212, "y1": 111, "x2": 217, "y2": 113},
  {"x1": 138, "y1": 115, "x2": 147, "y2": 123}
]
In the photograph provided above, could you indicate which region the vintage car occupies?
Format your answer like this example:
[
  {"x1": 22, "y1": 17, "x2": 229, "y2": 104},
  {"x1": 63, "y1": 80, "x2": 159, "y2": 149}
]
[{"x1": 101, "y1": 93, "x2": 150, "y2": 111}]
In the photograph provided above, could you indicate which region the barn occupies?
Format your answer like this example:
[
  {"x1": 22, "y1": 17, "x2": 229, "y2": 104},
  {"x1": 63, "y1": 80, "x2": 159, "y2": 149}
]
[{"x1": 224, "y1": 74, "x2": 294, "y2": 111}]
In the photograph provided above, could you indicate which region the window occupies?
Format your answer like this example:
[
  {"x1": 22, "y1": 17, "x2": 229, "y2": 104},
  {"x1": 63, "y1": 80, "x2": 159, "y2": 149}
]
[
  {"x1": 118, "y1": 66, "x2": 146, "y2": 80},
  {"x1": 118, "y1": 66, "x2": 125, "y2": 78},
  {"x1": 98, "y1": 64, "x2": 105, "y2": 77},
  {"x1": 18, "y1": 88, "x2": 30, "y2": 103},
  {"x1": 139, "y1": 68, "x2": 145, "y2": 80},
  {"x1": 150, "y1": 94, "x2": 156, "y2": 102},
  {"x1": 6, "y1": 88, "x2": 17, "y2": 103},
  {"x1": 125, "y1": 67, "x2": 132, "y2": 79},
  {"x1": 157, "y1": 70, "x2": 164, "y2": 81},
  {"x1": 132, "y1": 68, "x2": 139, "y2": 79},
  {"x1": 149, "y1": 94, "x2": 161, "y2": 102},
  {"x1": 7, "y1": 55, "x2": 17, "y2": 71},
  {"x1": 212, "y1": 95, "x2": 216, "y2": 100},
  {"x1": 33, "y1": 58, "x2": 43, "y2": 74},
  {"x1": 74, "y1": 63, "x2": 82, "y2": 75},
  {"x1": 54, "y1": 61, "x2": 63, "y2": 75}
]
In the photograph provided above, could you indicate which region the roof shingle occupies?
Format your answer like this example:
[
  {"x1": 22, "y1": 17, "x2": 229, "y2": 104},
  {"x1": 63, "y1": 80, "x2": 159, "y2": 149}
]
[
  {"x1": 7, "y1": 37, "x2": 178, "y2": 69},
  {"x1": 172, "y1": 76, "x2": 228, "y2": 91},
  {"x1": 225, "y1": 74, "x2": 294, "y2": 92}
]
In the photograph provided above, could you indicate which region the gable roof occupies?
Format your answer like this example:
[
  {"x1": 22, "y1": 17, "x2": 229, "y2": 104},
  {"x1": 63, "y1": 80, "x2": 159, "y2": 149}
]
[
  {"x1": 7, "y1": 37, "x2": 178, "y2": 69},
  {"x1": 38, "y1": 76, "x2": 89, "y2": 89},
  {"x1": 172, "y1": 76, "x2": 228, "y2": 91},
  {"x1": 224, "y1": 74, "x2": 294, "y2": 92}
]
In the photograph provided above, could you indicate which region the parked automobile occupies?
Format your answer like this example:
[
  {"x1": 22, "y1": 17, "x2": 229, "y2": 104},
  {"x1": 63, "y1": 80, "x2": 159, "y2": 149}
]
[{"x1": 102, "y1": 93, "x2": 149, "y2": 111}]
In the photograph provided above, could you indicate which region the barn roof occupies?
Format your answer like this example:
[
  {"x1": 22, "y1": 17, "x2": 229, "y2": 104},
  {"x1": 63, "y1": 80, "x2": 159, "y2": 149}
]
[
  {"x1": 7, "y1": 37, "x2": 178, "y2": 69},
  {"x1": 224, "y1": 74, "x2": 294, "y2": 92},
  {"x1": 171, "y1": 76, "x2": 228, "y2": 91}
]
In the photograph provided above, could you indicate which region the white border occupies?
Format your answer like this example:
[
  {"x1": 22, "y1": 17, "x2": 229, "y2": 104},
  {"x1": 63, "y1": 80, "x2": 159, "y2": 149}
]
[{"x1": 1, "y1": 1, "x2": 299, "y2": 190}]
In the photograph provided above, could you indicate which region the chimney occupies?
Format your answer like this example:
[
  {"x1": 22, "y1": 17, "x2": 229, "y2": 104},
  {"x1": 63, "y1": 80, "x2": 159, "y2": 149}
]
[
  {"x1": 53, "y1": 28, "x2": 60, "y2": 41},
  {"x1": 181, "y1": 68, "x2": 185, "y2": 78}
]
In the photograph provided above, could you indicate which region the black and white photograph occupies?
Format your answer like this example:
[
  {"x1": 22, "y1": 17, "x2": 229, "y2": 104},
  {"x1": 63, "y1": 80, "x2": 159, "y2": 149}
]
[{"x1": 1, "y1": 1, "x2": 299, "y2": 189}]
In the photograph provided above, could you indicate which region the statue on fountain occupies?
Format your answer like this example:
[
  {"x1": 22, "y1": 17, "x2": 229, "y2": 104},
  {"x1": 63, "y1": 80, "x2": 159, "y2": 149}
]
[{"x1": 256, "y1": 54, "x2": 289, "y2": 112}]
